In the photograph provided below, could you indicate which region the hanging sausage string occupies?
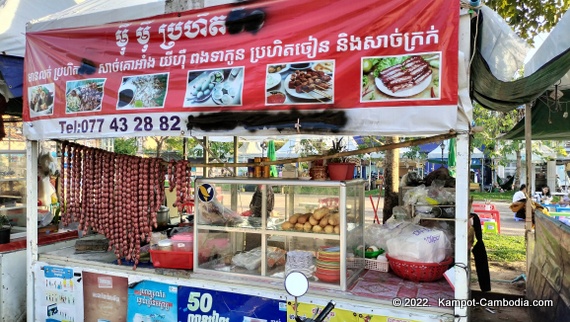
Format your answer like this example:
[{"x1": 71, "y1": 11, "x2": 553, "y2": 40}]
[{"x1": 58, "y1": 141, "x2": 193, "y2": 269}]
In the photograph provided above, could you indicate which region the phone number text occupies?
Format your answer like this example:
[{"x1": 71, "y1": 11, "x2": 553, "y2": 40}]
[{"x1": 58, "y1": 116, "x2": 183, "y2": 134}]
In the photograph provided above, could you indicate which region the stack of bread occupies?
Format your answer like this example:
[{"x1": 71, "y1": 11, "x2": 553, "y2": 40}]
[{"x1": 281, "y1": 207, "x2": 341, "y2": 234}]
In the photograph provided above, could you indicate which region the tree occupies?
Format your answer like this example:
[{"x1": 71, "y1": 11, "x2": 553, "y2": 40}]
[
  {"x1": 113, "y1": 137, "x2": 137, "y2": 155},
  {"x1": 485, "y1": 0, "x2": 570, "y2": 44},
  {"x1": 149, "y1": 136, "x2": 168, "y2": 158},
  {"x1": 383, "y1": 137, "x2": 400, "y2": 222}
]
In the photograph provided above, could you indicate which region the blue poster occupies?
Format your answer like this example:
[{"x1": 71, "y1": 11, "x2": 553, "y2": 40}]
[
  {"x1": 128, "y1": 280, "x2": 178, "y2": 322},
  {"x1": 178, "y1": 286, "x2": 287, "y2": 322},
  {"x1": 35, "y1": 264, "x2": 84, "y2": 322}
]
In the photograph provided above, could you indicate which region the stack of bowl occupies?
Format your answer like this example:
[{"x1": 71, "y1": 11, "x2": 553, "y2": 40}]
[{"x1": 315, "y1": 246, "x2": 341, "y2": 283}]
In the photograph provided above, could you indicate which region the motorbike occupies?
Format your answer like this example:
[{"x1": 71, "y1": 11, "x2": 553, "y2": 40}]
[{"x1": 284, "y1": 271, "x2": 336, "y2": 322}]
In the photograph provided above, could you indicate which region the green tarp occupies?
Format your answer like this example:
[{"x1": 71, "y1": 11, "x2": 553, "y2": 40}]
[
  {"x1": 472, "y1": 48, "x2": 570, "y2": 113},
  {"x1": 500, "y1": 89, "x2": 570, "y2": 140}
]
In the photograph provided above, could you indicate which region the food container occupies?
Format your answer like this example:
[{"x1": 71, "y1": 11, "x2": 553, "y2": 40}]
[
  {"x1": 156, "y1": 239, "x2": 172, "y2": 251},
  {"x1": 171, "y1": 232, "x2": 193, "y2": 251},
  {"x1": 150, "y1": 249, "x2": 193, "y2": 269}
]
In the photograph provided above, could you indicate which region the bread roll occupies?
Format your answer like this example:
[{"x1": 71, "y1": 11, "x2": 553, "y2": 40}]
[
  {"x1": 328, "y1": 213, "x2": 340, "y2": 226},
  {"x1": 303, "y1": 222, "x2": 312, "y2": 232},
  {"x1": 297, "y1": 213, "x2": 310, "y2": 224},
  {"x1": 281, "y1": 222, "x2": 293, "y2": 230},
  {"x1": 324, "y1": 225, "x2": 334, "y2": 233},
  {"x1": 312, "y1": 225, "x2": 323, "y2": 233},
  {"x1": 289, "y1": 213, "x2": 301, "y2": 224},
  {"x1": 319, "y1": 214, "x2": 330, "y2": 227},
  {"x1": 313, "y1": 207, "x2": 329, "y2": 220},
  {"x1": 309, "y1": 215, "x2": 319, "y2": 226}
]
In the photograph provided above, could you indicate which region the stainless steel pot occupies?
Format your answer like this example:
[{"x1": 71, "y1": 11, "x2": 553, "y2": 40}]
[{"x1": 156, "y1": 205, "x2": 170, "y2": 227}]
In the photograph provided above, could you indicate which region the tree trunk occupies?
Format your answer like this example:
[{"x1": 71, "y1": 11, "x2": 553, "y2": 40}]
[
  {"x1": 514, "y1": 149, "x2": 522, "y2": 190},
  {"x1": 383, "y1": 137, "x2": 400, "y2": 223}
]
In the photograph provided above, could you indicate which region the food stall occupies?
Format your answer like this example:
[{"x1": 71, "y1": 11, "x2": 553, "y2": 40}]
[{"x1": 22, "y1": 0, "x2": 474, "y2": 321}]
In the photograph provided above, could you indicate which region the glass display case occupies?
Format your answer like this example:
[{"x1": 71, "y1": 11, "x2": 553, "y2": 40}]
[
  {"x1": 0, "y1": 151, "x2": 26, "y2": 234},
  {"x1": 193, "y1": 178, "x2": 366, "y2": 291}
]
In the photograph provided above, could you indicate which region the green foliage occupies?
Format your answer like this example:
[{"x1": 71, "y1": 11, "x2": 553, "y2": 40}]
[
  {"x1": 211, "y1": 141, "x2": 233, "y2": 161},
  {"x1": 472, "y1": 102, "x2": 522, "y2": 166},
  {"x1": 113, "y1": 137, "x2": 137, "y2": 155},
  {"x1": 485, "y1": 0, "x2": 570, "y2": 44},
  {"x1": 471, "y1": 190, "x2": 515, "y2": 202},
  {"x1": 482, "y1": 233, "x2": 526, "y2": 262}
]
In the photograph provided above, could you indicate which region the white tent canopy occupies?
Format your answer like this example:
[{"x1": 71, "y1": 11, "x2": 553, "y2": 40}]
[
  {"x1": 426, "y1": 140, "x2": 484, "y2": 160},
  {"x1": 237, "y1": 141, "x2": 264, "y2": 159},
  {"x1": 27, "y1": 0, "x2": 166, "y2": 33},
  {"x1": 0, "y1": 0, "x2": 86, "y2": 57},
  {"x1": 524, "y1": 8, "x2": 570, "y2": 90}
]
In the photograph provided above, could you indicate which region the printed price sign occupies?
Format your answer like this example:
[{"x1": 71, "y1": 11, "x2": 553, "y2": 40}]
[{"x1": 178, "y1": 286, "x2": 286, "y2": 322}]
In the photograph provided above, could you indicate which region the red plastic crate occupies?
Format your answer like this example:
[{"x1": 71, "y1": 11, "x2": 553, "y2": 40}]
[{"x1": 150, "y1": 249, "x2": 193, "y2": 269}]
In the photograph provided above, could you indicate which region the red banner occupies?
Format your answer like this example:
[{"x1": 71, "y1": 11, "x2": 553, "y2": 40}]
[{"x1": 23, "y1": 0, "x2": 459, "y2": 139}]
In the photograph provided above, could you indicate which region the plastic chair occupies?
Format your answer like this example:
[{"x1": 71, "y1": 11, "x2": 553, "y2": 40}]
[
  {"x1": 472, "y1": 203, "x2": 496, "y2": 210},
  {"x1": 475, "y1": 208, "x2": 501, "y2": 233},
  {"x1": 482, "y1": 220, "x2": 498, "y2": 234}
]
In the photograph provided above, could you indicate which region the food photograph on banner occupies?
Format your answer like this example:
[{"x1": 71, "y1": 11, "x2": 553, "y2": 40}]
[
  {"x1": 361, "y1": 52, "x2": 442, "y2": 102},
  {"x1": 28, "y1": 83, "x2": 55, "y2": 116},
  {"x1": 184, "y1": 67, "x2": 244, "y2": 107},
  {"x1": 65, "y1": 79, "x2": 106, "y2": 113},
  {"x1": 116, "y1": 73, "x2": 169, "y2": 109},
  {"x1": 266, "y1": 60, "x2": 335, "y2": 105}
]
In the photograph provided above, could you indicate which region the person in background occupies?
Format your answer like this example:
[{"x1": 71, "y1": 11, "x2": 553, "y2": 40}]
[
  {"x1": 249, "y1": 184, "x2": 274, "y2": 218},
  {"x1": 512, "y1": 184, "x2": 528, "y2": 221},
  {"x1": 540, "y1": 185, "x2": 553, "y2": 205}
]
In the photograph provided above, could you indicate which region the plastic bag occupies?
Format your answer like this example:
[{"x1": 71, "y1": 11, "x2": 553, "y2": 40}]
[
  {"x1": 386, "y1": 223, "x2": 451, "y2": 263},
  {"x1": 198, "y1": 199, "x2": 243, "y2": 226},
  {"x1": 232, "y1": 246, "x2": 286, "y2": 271},
  {"x1": 363, "y1": 221, "x2": 412, "y2": 251},
  {"x1": 427, "y1": 180, "x2": 455, "y2": 204},
  {"x1": 402, "y1": 185, "x2": 428, "y2": 205}
]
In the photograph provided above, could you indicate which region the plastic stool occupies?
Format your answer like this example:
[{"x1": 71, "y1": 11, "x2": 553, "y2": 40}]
[
  {"x1": 482, "y1": 220, "x2": 498, "y2": 234},
  {"x1": 514, "y1": 215, "x2": 524, "y2": 222}
]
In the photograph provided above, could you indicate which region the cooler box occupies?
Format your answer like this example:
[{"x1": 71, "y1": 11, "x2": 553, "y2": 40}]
[{"x1": 171, "y1": 232, "x2": 193, "y2": 251}]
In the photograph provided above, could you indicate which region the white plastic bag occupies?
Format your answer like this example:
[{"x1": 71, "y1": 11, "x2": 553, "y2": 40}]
[{"x1": 386, "y1": 224, "x2": 451, "y2": 263}]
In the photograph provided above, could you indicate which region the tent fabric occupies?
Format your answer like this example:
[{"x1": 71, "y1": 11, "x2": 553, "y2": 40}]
[
  {"x1": 448, "y1": 138, "x2": 456, "y2": 177},
  {"x1": 496, "y1": 8, "x2": 570, "y2": 140},
  {"x1": 472, "y1": 7, "x2": 570, "y2": 140},
  {"x1": 476, "y1": 6, "x2": 530, "y2": 83},
  {"x1": 426, "y1": 140, "x2": 484, "y2": 160},
  {"x1": 27, "y1": 0, "x2": 166, "y2": 32},
  {"x1": 0, "y1": 0, "x2": 85, "y2": 57},
  {"x1": 525, "y1": 8, "x2": 570, "y2": 88},
  {"x1": 472, "y1": 48, "x2": 570, "y2": 113},
  {"x1": 500, "y1": 89, "x2": 570, "y2": 140},
  {"x1": 0, "y1": 55, "x2": 24, "y2": 98},
  {"x1": 237, "y1": 141, "x2": 263, "y2": 159},
  {"x1": 0, "y1": 0, "x2": 87, "y2": 115}
]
